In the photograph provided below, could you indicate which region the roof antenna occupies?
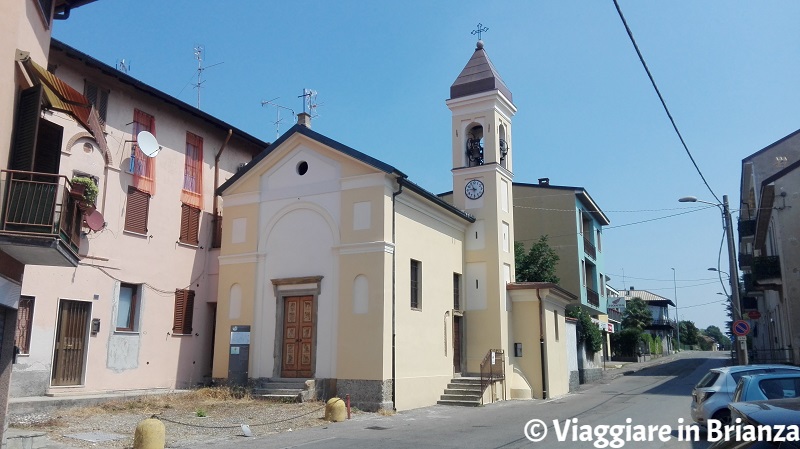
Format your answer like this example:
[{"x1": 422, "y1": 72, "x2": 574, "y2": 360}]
[
  {"x1": 298, "y1": 88, "x2": 321, "y2": 118},
  {"x1": 260, "y1": 98, "x2": 295, "y2": 139},
  {"x1": 193, "y1": 45, "x2": 224, "y2": 109},
  {"x1": 116, "y1": 59, "x2": 130, "y2": 73}
]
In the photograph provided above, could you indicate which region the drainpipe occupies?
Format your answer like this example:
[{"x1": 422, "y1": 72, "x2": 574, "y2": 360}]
[
  {"x1": 391, "y1": 177, "x2": 404, "y2": 411},
  {"x1": 536, "y1": 289, "x2": 547, "y2": 400},
  {"x1": 213, "y1": 129, "x2": 233, "y2": 232}
]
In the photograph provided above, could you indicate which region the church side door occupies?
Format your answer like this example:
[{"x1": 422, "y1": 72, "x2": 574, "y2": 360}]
[{"x1": 281, "y1": 295, "x2": 314, "y2": 378}]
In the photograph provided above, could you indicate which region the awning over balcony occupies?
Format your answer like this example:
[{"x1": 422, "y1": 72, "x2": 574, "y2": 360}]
[{"x1": 16, "y1": 51, "x2": 109, "y2": 159}]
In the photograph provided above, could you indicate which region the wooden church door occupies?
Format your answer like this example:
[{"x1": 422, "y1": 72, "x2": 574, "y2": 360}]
[{"x1": 281, "y1": 296, "x2": 314, "y2": 378}]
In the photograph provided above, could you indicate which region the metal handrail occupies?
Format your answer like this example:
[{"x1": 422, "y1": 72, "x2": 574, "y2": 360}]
[
  {"x1": 0, "y1": 170, "x2": 81, "y2": 255},
  {"x1": 479, "y1": 349, "x2": 505, "y2": 404}
]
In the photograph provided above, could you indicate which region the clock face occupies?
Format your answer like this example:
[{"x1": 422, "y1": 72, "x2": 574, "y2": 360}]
[{"x1": 465, "y1": 179, "x2": 484, "y2": 199}]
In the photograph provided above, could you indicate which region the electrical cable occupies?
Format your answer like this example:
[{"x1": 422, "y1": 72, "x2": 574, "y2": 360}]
[{"x1": 611, "y1": 0, "x2": 720, "y2": 204}]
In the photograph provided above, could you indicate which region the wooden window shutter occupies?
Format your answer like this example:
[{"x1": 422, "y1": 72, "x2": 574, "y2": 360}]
[
  {"x1": 179, "y1": 204, "x2": 200, "y2": 245},
  {"x1": 173, "y1": 289, "x2": 195, "y2": 335},
  {"x1": 125, "y1": 187, "x2": 149, "y2": 234},
  {"x1": 10, "y1": 86, "x2": 43, "y2": 171}
]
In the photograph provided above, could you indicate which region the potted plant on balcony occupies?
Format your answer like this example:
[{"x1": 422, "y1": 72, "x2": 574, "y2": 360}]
[{"x1": 70, "y1": 176, "x2": 98, "y2": 210}]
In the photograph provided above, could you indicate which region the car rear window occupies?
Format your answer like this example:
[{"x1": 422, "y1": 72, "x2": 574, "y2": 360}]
[
  {"x1": 731, "y1": 369, "x2": 766, "y2": 384},
  {"x1": 697, "y1": 371, "x2": 720, "y2": 388}
]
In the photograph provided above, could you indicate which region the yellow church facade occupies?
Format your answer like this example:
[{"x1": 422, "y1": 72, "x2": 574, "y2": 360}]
[{"x1": 212, "y1": 41, "x2": 577, "y2": 411}]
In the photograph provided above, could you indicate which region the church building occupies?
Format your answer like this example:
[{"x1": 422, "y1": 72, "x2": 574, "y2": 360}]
[{"x1": 212, "y1": 40, "x2": 577, "y2": 411}]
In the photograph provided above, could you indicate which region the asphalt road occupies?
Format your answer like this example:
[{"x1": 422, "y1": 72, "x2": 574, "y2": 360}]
[{"x1": 187, "y1": 351, "x2": 730, "y2": 449}]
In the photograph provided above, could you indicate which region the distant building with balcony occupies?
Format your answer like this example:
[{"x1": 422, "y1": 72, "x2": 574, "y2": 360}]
[
  {"x1": 739, "y1": 129, "x2": 800, "y2": 365},
  {"x1": 510, "y1": 179, "x2": 611, "y2": 318},
  {"x1": 8, "y1": 39, "x2": 266, "y2": 400},
  {"x1": 618, "y1": 288, "x2": 676, "y2": 354}
]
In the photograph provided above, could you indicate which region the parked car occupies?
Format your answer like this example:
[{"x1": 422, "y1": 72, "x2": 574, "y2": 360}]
[
  {"x1": 707, "y1": 398, "x2": 800, "y2": 449},
  {"x1": 733, "y1": 373, "x2": 800, "y2": 402},
  {"x1": 691, "y1": 364, "x2": 800, "y2": 425}
]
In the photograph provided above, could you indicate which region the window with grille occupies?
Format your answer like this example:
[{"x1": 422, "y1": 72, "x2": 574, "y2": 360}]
[
  {"x1": 125, "y1": 187, "x2": 149, "y2": 234},
  {"x1": 15, "y1": 297, "x2": 34, "y2": 354},
  {"x1": 117, "y1": 284, "x2": 140, "y2": 332},
  {"x1": 410, "y1": 260, "x2": 421, "y2": 310},
  {"x1": 173, "y1": 289, "x2": 195, "y2": 335},
  {"x1": 180, "y1": 204, "x2": 200, "y2": 245}
]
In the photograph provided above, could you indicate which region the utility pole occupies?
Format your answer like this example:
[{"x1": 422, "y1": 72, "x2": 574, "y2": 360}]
[
  {"x1": 672, "y1": 268, "x2": 679, "y2": 352},
  {"x1": 724, "y1": 195, "x2": 748, "y2": 365}
]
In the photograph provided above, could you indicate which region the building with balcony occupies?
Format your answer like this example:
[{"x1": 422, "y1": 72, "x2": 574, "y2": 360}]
[
  {"x1": 0, "y1": 0, "x2": 97, "y2": 442},
  {"x1": 509, "y1": 179, "x2": 611, "y2": 318},
  {"x1": 739, "y1": 129, "x2": 800, "y2": 364},
  {"x1": 9, "y1": 39, "x2": 266, "y2": 400},
  {"x1": 618, "y1": 288, "x2": 676, "y2": 354}
]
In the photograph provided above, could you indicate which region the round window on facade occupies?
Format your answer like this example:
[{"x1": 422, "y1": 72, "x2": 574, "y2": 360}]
[{"x1": 297, "y1": 161, "x2": 309, "y2": 175}]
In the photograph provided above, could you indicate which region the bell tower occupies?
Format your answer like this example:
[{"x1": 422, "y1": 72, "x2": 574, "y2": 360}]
[{"x1": 448, "y1": 38, "x2": 517, "y2": 374}]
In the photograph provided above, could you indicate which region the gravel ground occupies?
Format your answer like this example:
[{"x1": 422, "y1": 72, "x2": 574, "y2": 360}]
[{"x1": 9, "y1": 392, "x2": 341, "y2": 449}]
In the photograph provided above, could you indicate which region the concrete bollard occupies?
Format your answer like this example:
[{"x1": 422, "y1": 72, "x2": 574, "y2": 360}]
[
  {"x1": 133, "y1": 417, "x2": 165, "y2": 449},
  {"x1": 324, "y1": 397, "x2": 346, "y2": 422}
]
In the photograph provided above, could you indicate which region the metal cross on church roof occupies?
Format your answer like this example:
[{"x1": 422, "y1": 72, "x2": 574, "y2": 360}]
[{"x1": 471, "y1": 23, "x2": 489, "y2": 40}]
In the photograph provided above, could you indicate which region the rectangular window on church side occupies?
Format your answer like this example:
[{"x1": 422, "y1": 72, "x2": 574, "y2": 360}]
[
  {"x1": 453, "y1": 273, "x2": 461, "y2": 311},
  {"x1": 411, "y1": 260, "x2": 421, "y2": 310}
]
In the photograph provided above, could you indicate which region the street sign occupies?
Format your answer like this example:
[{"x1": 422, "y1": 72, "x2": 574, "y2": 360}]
[
  {"x1": 747, "y1": 310, "x2": 762, "y2": 319},
  {"x1": 732, "y1": 320, "x2": 751, "y2": 336},
  {"x1": 737, "y1": 336, "x2": 747, "y2": 342}
]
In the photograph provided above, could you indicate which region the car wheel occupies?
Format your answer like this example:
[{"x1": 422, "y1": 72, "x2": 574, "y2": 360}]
[{"x1": 712, "y1": 409, "x2": 731, "y2": 425}]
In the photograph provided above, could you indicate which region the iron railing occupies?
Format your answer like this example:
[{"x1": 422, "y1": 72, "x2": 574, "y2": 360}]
[
  {"x1": 480, "y1": 349, "x2": 505, "y2": 404},
  {"x1": 586, "y1": 287, "x2": 599, "y2": 308},
  {"x1": 647, "y1": 319, "x2": 676, "y2": 329},
  {"x1": 753, "y1": 256, "x2": 781, "y2": 282},
  {"x1": 738, "y1": 219, "x2": 756, "y2": 238},
  {"x1": 0, "y1": 170, "x2": 81, "y2": 257},
  {"x1": 583, "y1": 237, "x2": 596, "y2": 259},
  {"x1": 745, "y1": 348, "x2": 795, "y2": 365}
]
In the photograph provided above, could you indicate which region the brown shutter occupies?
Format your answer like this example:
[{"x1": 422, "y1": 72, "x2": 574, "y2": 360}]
[
  {"x1": 173, "y1": 289, "x2": 195, "y2": 335},
  {"x1": 125, "y1": 187, "x2": 149, "y2": 234},
  {"x1": 179, "y1": 204, "x2": 200, "y2": 245},
  {"x1": 10, "y1": 86, "x2": 43, "y2": 171}
]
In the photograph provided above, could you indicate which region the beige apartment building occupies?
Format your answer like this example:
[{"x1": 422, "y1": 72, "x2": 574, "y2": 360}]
[
  {"x1": 212, "y1": 41, "x2": 576, "y2": 411},
  {"x1": 8, "y1": 39, "x2": 266, "y2": 400}
]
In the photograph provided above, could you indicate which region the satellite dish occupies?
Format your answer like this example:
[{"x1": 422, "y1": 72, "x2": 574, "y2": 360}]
[
  {"x1": 84, "y1": 209, "x2": 106, "y2": 232},
  {"x1": 136, "y1": 131, "x2": 161, "y2": 157}
]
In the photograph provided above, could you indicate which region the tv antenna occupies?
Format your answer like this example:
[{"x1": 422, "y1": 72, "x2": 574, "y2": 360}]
[
  {"x1": 261, "y1": 98, "x2": 296, "y2": 139},
  {"x1": 193, "y1": 45, "x2": 224, "y2": 109},
  {"x1": 298, "y1": 88, "x2": 321, "y2": 117},
  {"x1": 116, "y1": 59, "x2": 130, "y2": 73}
]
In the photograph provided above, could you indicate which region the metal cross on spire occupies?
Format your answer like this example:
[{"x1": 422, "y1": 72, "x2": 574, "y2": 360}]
[{"x1": 471, "y1": 23, "x2": 488, "y2": 40}]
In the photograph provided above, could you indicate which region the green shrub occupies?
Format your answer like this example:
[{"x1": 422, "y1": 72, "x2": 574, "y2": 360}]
[{"x1": 71, "y1": 176, "x2": 99, "y2": 206}]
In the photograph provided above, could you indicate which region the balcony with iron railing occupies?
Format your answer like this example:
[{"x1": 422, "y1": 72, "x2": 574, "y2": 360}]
[
  {"x1": 586, "y1": 287, "x2": 600, "y2": 308},
  {"x1": 739, "y1": 253, "x2": 753, "y2": 270},
  {"x1": 0, "y1": 170, "x2": 82, "y2": 267},
  {"x1": 752, "y1": 256, "x2": 781, "y2": 284},
  {"x1": 583, "y1": 237, "x2": 596, "y2": 259},
  {"x1": 647, "y1": 319, "x2": 676, "y2": 330},
  {"x1": 738, "y1": 218, "x2": 755, "y2": 238}
]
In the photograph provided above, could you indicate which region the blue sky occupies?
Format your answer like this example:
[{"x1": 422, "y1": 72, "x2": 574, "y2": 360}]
[{"x1": 53, "y1": 1, "x2": 800, "y2": 333}]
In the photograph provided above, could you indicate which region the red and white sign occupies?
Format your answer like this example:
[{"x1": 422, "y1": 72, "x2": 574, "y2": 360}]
[{"x1": 747, "y1": 311, "x2": 762, "y2": 320}]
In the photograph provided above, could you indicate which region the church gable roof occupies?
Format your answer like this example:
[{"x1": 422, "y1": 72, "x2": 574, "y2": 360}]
[
  {"x1": 217, "y1": 124, "x2": 405, "y2": 195},
  {"x1": 450, "y1": 42, "x2": 512, "y2": 101}
]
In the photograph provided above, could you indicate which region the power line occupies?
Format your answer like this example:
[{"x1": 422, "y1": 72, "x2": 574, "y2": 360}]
[{"x1": 611, "y1": 0, "x2": 720, "y2": 204}]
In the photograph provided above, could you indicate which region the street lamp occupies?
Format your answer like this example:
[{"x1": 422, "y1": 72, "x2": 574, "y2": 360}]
[
  {"x1": 672, "y1": 268, "x2": 679, "y2": 352},
  {"x1": 679, "y1": 195, "x2": 748, "y2": 365}
]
